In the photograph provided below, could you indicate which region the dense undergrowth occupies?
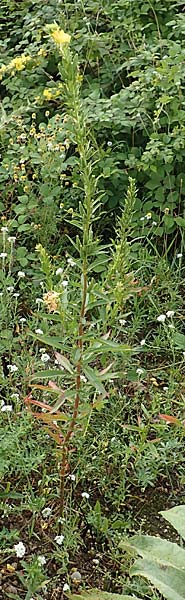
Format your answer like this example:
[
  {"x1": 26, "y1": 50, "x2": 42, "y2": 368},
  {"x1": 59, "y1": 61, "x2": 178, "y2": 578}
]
[{"x1": 0, "y1": 1, "x2": 185, "y2": 599}]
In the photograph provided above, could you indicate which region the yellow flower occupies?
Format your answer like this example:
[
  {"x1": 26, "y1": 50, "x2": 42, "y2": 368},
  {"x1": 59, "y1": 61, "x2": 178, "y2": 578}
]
[
  {"x1": 43, "y1": 89, "x2": 53, "y2": 100},
  {"x1": 51, "y1": 29, "x2": 71, "y2": 46}
]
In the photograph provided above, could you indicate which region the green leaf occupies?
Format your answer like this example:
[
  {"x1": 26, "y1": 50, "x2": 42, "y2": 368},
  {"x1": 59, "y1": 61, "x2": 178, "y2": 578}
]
[
  {"x1": 68, "y1": 592, "x2": 142, "y2": 600},
  {"x1": 175, "y1": 217, "x2": 185, "y2": 228},
  {"x1": 130, "y1": 557, "x2": 185, "y2": 600},
  {"x1": 55, "y1": 352, "x2": 74, "y2": 374},
  {"x1": 83, "y1": 365, "x2": 107, "y2": 396},
  {"x1": 122, "y1": 534, "x2": 185, "y2": 568},
  {"x1": 29, "y1": 333, "x2": 70, "y2": 351},
  {"x1": 160, "y1": 505, "x2": 185, "y2": 541},
  {"x1": 173, "y1": 332, "x2": 185, "y2": 350},
  {"x1": 29, "y1": 369, "x2": 67, "y2": 380}
]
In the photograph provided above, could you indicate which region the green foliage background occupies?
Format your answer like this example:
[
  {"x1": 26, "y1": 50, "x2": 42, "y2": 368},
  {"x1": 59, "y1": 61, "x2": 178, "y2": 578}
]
[{"x1": 0, "y1": 0, "x2": 185, "y2": 255}]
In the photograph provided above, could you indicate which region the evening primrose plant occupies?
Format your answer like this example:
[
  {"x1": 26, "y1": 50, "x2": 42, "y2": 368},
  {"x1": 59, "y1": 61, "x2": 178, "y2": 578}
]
[{"x1": 27, "y1": 26, "x2": 136, "y2": 519}]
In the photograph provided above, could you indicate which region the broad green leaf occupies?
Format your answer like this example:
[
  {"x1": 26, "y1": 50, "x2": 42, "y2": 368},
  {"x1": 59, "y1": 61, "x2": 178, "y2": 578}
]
[
  {"x1": 160, "y1": 505, "x2": 185, "y2": 541},
  {"x1": 68, "y1": 591, "x2": 142, "y2": 600},
  {"x1": 173, "y1": 333, "x2": 185, "y2": 350},
  {"x1": 130, "y1": 557, "x2": 185, "y2": 600},
  {"x1": 122, "y1": 535, "x2": 185, "y2": 568},
  {"x1": 83, "y1": 365, "x2": 107, "y2": 397}
]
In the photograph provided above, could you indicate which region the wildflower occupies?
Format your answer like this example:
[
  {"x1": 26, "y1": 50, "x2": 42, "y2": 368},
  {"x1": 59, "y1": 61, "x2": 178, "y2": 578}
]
[
  {"x1": 107, "y1": 141, "x2": 112, "y2": 147},
  {"x1": 7, "y1": 364, "x2": 18, "y2": 373},
  {"x1": 7, "y1": 286, "x2": 14, "y2": 292},
  {"x1": 55, "y1": 534, "x2": 64, "y2": 545},
  {"x1": 8, "y1": 236, "x2": 16, "y2": 243},
  {"x1": 61, "y1": 280, "x2": 68, "y2": 287},
  {"x1": 1, "y1": 404, "x2": 13, "y2": 412},
  {"x1": 37, "y1": 555, "x2": 46, "y2": 566},
  {"x1": 56, "y1": 267, "x2": 63, "y2": 276},
  {"x1": 0, "y1": 252, "x2": 7, "y2": 258},
  {"x1": 177, "y1": 253, "x2": 183, "y2": 259},
  {"x1": 136, "y1": 368, "x2": 144, "y2": 376},
  {"x1": 157, "y1": 314, "x2": 166, "y2": 323},
  {"x1": 168, "y1": 323, "x2": 175, "y2": 329},
  {"x1": 43, "y1": 290, "x2": 60, "y2": 312},
  {"x1": 14, "y1": 541, "x2": 26, "y2": 558},
  {"x1": 41, "y1": 353, "x2": 50, "y2": 363},
  {"x1": 140, "y1": 216, "x2": 145, "y2": 221},
  {"x1": 67, "y1": 257, "x2": 75, "y2": 267},
  {"x1": 81, "y1": 492, "x2": 90, "y2": 499},
  {"x1": 11, "y1": 393, "x2": 19, "y2": 400},
  {"x1": 43, "y1": 89, "x2": 53, "y2": 100},
  {"x1": 18, "y1": 271, "x2": 25, "y2": 278},
  {"x1": 164, "y1": 207, "x2": 170, "y2": 215},
  {"x1": 42, "y1": 507, "x2": 52, "y2": 518},
  {"x1": 36, "y1": 297, "x2": 44, "y2": 304},
  {"x1": 140, "y1": 339, "x2": 146, "y2": 346},
  {"x1": 163, "y1": 387, "x2": 168, "y2": 391},
  {"x1": 63, "y1": 583, "x2": 70, "y2": 592},
  {"x1": 51, "y1": 28, "x2": 71, "y2": 46},
  {"x1": 68, "y1": 474, "x2": 76, "y2": 481},
  {"x1": 13, "y1": 293, "x2": 20, "y2": 298},
  {"x1": 1, "y1": 226, "x2": 8, "y2": 232},
  {"x1": 35, "y1": 328, "x2": 44, "y2": 335},
  {"x1": 119, "y1": 319, "x2": 126, "y2": 325},
  {"x1": 166, "y1": 310, "x2": 174, "y2": 318},
  {"x1": 146, "y1": 212, "x2": 152, "y2": 219},
  {"x1": 152, "y1": 221, "x2": 157, "y2": 226}
]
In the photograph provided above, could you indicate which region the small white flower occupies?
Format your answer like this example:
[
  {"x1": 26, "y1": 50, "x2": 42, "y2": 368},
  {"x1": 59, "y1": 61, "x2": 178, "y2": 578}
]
[
  {"x1": 1, "y1": 226, "x2": 8, "y2": 232},
  {"x1": 35, "y1": 329, "x2": 44, "y2": 335},
  {"x1": 152, "y1": 221, "x2": 157, "y2": 226},
  {"x1": 68, "y1": 474, "x2": 76, "y2": 481},
  {"x1": 163, "y1": 387, "x2": 168, "y2": 391},
  {"x1": 61, "y1": 280, "x2": 68, "y2": 287},
  {"x1": 136, "y1": 368, "x2": 144, "y2": 375},
  {"x1": 157, "y1": 314, "x2": 166, "y2": 323},
  {"x1": 107, "y1": 141, "x2": 112, "y2": 147},
  {"x1": 81, "y1": 492, "x2": 90, "y2": 499},
  {"x1": 56, "y1": 267, "x2": 63, "y2": 276},
  {"x1": 37, "y1": 555, "x2": 46, "y2": 566},
  {"x1": 140, "y1": 339, "x2": 146, "y2": 346},
  {"x1": 14, "y1": 541, "x2": 26, "y2": 558},
  {"x1": 0, "y1": 292, "x2": 3, "y2": 297},
  {"x1": 19, "y1": 317, "x2": 26, "y2": 323},
  {"x1": 177, "y1": 253, "x2": 182, "y2": 259},
  {"x1": 81, "y1": 375, "x2": 87, "y2": 383},
  {"x1": 183, "y1": 352, "x2": 185, "y2": 359},
  {"x1": 67, "y1": 257, "x2": 75, "y2": 267},
  {"x1": 11, "y1": 393, "x2": 19, "y2": 400},
  {"x1": 63, "y1": 583, "x2": 70, "y2": 592},
  {"x1": 119, "y1": 319, "x2": 126, "y2": 325},
  {"x1": 1, "y1": 404, "x2": 13, "y2": 412},
  {"x1": 36, "y1": 297, "x2": 44, "y2": 304},
  {"x1": 166, "y1": 310, "x2": 174, "y2": 318},
  {"x1": 55, "y1": 534, "x2": 64, "y2": 545},
  {"x1": 42, "y1": 507, "x2": 52, "y2": 518},
  {"x1": 7, "y1": 286, "x2": 14, "y2": 292},
  {"x1": 18, "y1": 271, "x2": 25, "y2": 278},
  {"x1": 13, "y1": 293, "x2": 20, "y2": 298},
  {"x1": 140, "y1": 216, "x2": 145, "y2": 221},
  {"x1": 41, "y1": 353, "x2": 50, "y2": 363},
  {"x1": 168, "y1": 323, "x2": 175, "y2": 329},
  {"x1": 7, "y1": 364, "x2": 18, "y2": 373},
  {"x1": 111, "y1": 437, "x2": 116, "y2": 442},
  {"x1": 0, "y1": 252, "x2": 7, "y2": 258},
  {"x1": 8, "y1": 236, "x2": 16, "y2": 243}
]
